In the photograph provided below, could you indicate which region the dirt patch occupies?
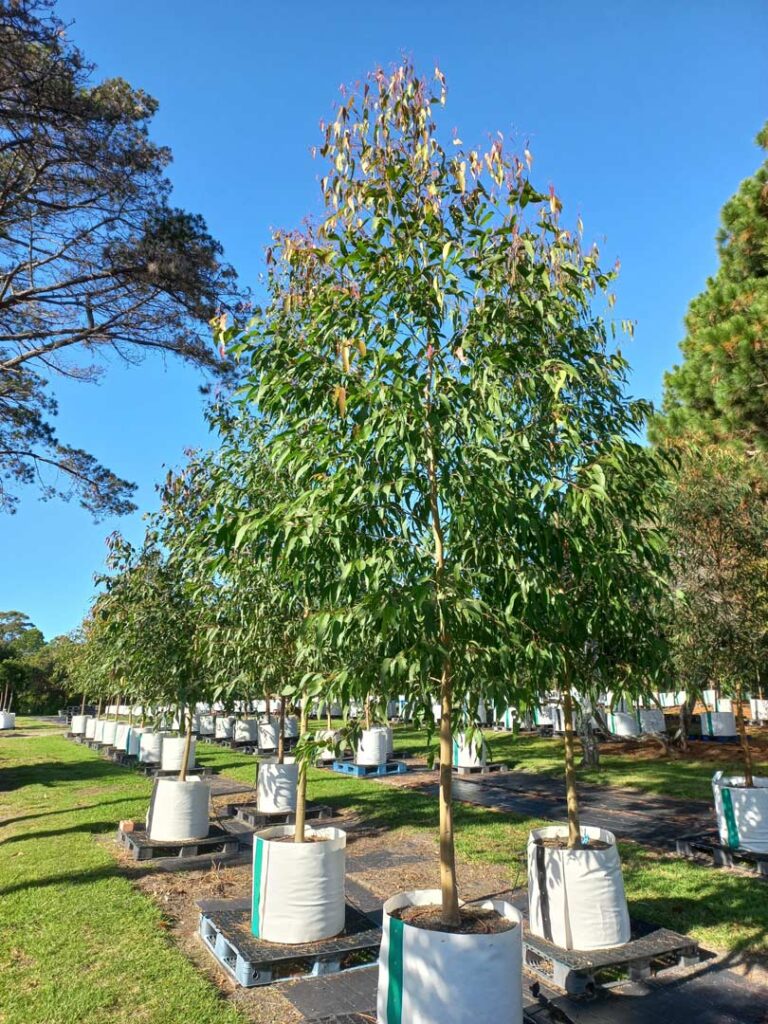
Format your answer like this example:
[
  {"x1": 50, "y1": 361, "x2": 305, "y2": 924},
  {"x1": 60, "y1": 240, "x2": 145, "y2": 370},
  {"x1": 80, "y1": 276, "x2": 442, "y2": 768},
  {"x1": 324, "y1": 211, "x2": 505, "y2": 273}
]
[{"x1": 393, "y1": 902, "x2": 515, "y2": 934}]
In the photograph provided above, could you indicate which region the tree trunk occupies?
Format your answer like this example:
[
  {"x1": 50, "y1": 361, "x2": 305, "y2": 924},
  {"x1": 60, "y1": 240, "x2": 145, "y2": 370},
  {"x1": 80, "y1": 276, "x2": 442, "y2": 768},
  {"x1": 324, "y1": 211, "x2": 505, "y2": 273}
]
[
  {"x1": 563, "y1": 688, "x2": 581, "y2": 848},
  {"x1": 277, "y1": 696, "x2": 286, "y2": 764},
  {"x1": 438, "y1": 661, "x2": 460, "y2": 926},
  {"x1": 114, "y1": 694, "x2": 121, "y2": 720},
  {"x1": 97, "y1": 697, "x2": 103, "y2": 717},
  {"x1": 678, "y1": 692, "x2": 695, "y2": 752},
  {"x1": 1, "y1": 683, "x2": 9, "y2": 711},
  {"x1": 365, "y1": 698, "x2": 371, "y2": 730},
  {"x1": 735, "y1": 685, "x2": 754, "y2": 787},
  {"x1": 294, "y1": 699, "x2": 309, "y2": 843},
  {"x1": 7, "y1": 688, "x2": 14, "y2": 712},
  {"x1": 80, "y1": 691, "x2": 87, "y2": 715},
  {"x1": 178, "y1": 710, "x2": 193, "y2": 783},
  {"x1": 575, "y1": 693, "x2": 600, "y2": 769}
]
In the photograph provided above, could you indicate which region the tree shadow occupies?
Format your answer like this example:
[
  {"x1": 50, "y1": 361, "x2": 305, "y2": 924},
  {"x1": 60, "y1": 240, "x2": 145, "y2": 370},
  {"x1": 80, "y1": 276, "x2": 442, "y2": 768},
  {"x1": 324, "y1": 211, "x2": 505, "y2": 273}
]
[
  {"x1": 0, "y1": 758, "x2": 131, "y2": 792},
  {"x1": 0, "y1": 797, "x2": 142, "y2": 829},
  {"x1": 0, "y1": 819, "x2": 129, "y2": 846}
]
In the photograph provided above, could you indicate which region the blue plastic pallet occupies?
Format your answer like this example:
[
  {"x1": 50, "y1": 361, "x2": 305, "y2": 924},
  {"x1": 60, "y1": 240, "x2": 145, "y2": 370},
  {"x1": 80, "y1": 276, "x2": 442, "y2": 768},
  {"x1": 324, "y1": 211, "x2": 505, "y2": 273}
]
[{"x1": 331, "y1": 759, "x2": 407, "y2": 777}]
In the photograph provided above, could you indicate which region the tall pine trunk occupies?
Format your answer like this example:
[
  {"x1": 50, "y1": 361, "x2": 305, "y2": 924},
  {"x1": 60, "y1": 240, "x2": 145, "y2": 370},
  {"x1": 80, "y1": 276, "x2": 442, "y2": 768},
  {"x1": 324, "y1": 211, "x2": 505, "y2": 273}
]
[{"x1": 563, "y1": 688, "x2": 581, "y2": 848}]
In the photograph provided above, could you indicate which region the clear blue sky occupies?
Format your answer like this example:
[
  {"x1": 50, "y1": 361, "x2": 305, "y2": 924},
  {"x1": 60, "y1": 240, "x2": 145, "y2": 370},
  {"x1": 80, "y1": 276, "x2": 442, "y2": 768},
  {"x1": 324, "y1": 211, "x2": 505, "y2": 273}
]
[{"x1": 2, "y1": 0, "x2": 767, "y2": 639}]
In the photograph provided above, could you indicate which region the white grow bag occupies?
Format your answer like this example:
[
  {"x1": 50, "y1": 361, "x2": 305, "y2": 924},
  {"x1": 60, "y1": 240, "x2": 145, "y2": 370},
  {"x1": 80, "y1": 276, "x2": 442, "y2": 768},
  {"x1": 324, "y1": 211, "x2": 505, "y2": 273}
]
[
  {"x1": 607, "y1": 712, "x2": 640, "y2": 738},
  {"x1": 712, "y1": 771, "x2": 768, "y2": 853},
  {"x1": 532, "y1": 706, "x2": 554, "y2": 727},
  {"x1": 357, "y1": 727, "x2": 389, "y2": 766},
  {"x1": 257, "y1": 758, "x2": 299, "y2": 813},
  {"x1": 498, "y1": 707, "x2": 517, "y2": 730},
  {"x1": 71, "y1": 714, "x2": 90, "y2": 735},
  {"x1": 234, "y1": 719, "x2": 259, "y2": 743},
  {"x1": 93, "y1": 718, "x2": 105, "y2": 742},
  {"x1": 637, "y1": 709, "x2": 666, "y2": 734},
  {"x1": 198, "y1": 714, "x2": 215, "y2": 736},
  {"x1": 452, "y1": 733, "x2": 487, "y2": 768},
  {"x1": 750, "y1": 699, "x2": 768, "y2": 723},
  {"x1": 552, "y1": 706, "x2": 575, "y2": 733},
  {"x1": 85, "y1": 717, "x2": 97, "y2": 739},
  {"x1": 258, "y1": 720, "x2": 279, "y2": 750},
  {"x1": 139, "y1": 731, "x2": 164, "y2": 763},
  {"x1": 114, "y1": 723, "x2": 131, "y2": 751},
  {"x1": 251, "y1": 825, "x2": 346, "y2": 943},
  {"x1": 147, "y1": 778, "x2": 210, "y2": 842},
  {"x1": 699, "y1": 711, "x2": 736, "y2": 738},
  {"x1": 127, "y1": 727, "x2": 146, "y2": 757},
  {"x1": 284, "y1": 715, "x2": 299, "y2": 739},
  {"x1": 431, "y1": 701, "x2": 442, "y2": 722},
  {"x1": 0, "y1": 711, "x2": 16, "y2": 730},
  {"x1": 215, "y1": 716, "x2": 235, "y2": 739},
  {"x1": 101, "y1": 720, "x2": 118, "y2": 746},
  {"x1": 527, "y1": 825, "x2": 630, "y2": 950},
  {"x1": 377, "y1": 889, "x2": 523, "y2": 1024},
  {"x1": 316, "y1": 729, "x2": 341, "y2": 763},
  {"x1": 161, "y1": 736, "x2": 196, "y2": 772}
]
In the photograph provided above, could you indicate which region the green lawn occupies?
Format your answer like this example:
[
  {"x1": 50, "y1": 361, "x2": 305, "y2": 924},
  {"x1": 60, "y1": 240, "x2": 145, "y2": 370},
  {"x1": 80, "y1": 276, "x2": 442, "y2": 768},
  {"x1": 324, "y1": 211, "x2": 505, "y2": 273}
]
[{"x1": 0, "y1": 728, "x2": 766, "y2": 1024}]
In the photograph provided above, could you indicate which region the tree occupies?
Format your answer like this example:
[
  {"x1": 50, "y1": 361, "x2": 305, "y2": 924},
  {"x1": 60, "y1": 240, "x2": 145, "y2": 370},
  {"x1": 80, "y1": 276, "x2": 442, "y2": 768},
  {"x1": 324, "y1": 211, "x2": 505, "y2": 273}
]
[
  {"x1": 664, "y1": 443, "x2": 768, "y2": 783},
  {"x1": 0, "y1": 0, "x2": 240, "y2": 517},
  {"x1": 220, "y1": 62, "x2": 651, "y2": 922},
  {"x1": 653, "y1": 123, "x2": 768, "y2": 451}
]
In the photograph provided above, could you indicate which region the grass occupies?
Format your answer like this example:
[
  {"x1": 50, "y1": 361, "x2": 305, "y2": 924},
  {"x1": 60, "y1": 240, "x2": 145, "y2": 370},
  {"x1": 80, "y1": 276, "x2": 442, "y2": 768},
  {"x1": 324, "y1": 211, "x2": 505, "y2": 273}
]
[{"x1": 0, "y1": 727, "x2": 766, "y2": 1024}]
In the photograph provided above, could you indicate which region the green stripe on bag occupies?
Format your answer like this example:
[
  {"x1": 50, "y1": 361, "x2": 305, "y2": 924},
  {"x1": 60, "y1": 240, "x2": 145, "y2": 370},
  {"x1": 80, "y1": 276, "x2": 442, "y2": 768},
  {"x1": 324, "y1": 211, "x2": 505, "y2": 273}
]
[
  {"x1": 721, "y1": 787, "x2": 740, "y2": 849},
  {"x1": 452, "y1": 740, "x2": 458, "y2": 767},
  {"x1": 706, "y1": 710, "x2": 713, "y2": 736},
  {"x1": 251, "y1": 837, "x2": 264, "y2": 936},
  {"x1": 386, "y1": 915, "x2": 404, "y2": 1024}
]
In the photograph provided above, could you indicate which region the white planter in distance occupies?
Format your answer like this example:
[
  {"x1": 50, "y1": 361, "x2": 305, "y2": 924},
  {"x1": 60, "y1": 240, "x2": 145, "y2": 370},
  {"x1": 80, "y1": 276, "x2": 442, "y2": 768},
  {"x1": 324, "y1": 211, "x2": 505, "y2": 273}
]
[
  {"x1": 377, "y1": 889, "x2": 522, "y2": 1024},
  {"x1": 85, "y1": 717, "x2": 97, "y2": 739},
  {"x1": 139, "y1": 730, "x2": 164, "y2": 763},
  {"x1": 215, "y1": 716, "x2": 235, "y2": 739},
  {"x1": 147, "y1": 778, "x2": 210, "y2": 842},
  {"x1": 127, "y1": 727, "x2": 146, "y2": 757},
  {"x1": 161, "y1": 735, "x2": 196, "y2": 773},
  {"x1": 712, "y1": 771, "x2": 768, "y2": 853},
  {"x1": 71, "y1": 714, "x2": 90, "y2": 735},
  {"x1": 258, "y1": 720, "x2": 279, "y2": 751},
  {"x1": 357, "y1": 727, "x2": 389, "y2": 766},
  {"x1": 234, "y1": 718, "x2": 259, "y2": 743},
  {"x1": 93, "y1": 718, "x2": 105, "y2": 743},
  {"x1": 115, "y1": 723, "x2": 130, "y2": 751},
  {"x1": 198, "y1": 713, "x2": 215, "y2": 735},
  {"x1": 0, "y1": 711, "x2": 15, "y2": 730},
  {"x1": 527, "y1": 824, "x2": 630, "y2": 950},
  {"x1": 251, "y1": 824, "x2": 346, "y2": 943},
  {"x1": 750, "y1": 698, "x2": 768, "y2": 723},
  {"x1": 316, "y1": 729, "x2": 341, "y2": 763},
  {"x1": 284, "y1": 715, "x2": 299, "y2": 738},
  {"x1": 699, "y1": 711, "x2": 736, "y2": 738},
  {"x1": 452, "y1": 733, "x2": 487, "y2": 768},
  {"x1": 257, "y1": 758, "x2": 299, "y2": 813},
  {"x1": 637, "y1": 709, "x2": 665, "y2": 734},
  {"x1": 607, "y1": 712, "x2": 640, "y2": 738},
  {"x1": 101, "y1": 720, "x2": 118, "y2": 746}
]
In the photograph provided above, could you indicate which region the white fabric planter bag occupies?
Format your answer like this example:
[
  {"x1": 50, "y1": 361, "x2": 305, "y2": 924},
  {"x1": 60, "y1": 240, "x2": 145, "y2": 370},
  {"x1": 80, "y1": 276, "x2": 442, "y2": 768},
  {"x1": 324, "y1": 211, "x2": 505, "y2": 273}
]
[
  {"x1": 101, "y1": 720, "x2": 118, "y2": 746},
  {"x1": 127, "y1": 728, "x2": 146, "y2": 757},
  {"x1": 750, "y1": 699, "x2": 768, "y2": 723},
  {"x1": 499, "y1": 707, "x2": 517, "y2": 730},
  {"x1": 637, "y1": 709, "x2": 665, "y2": 734},
  {"x1": 258, "y1": 720, "x2": 279, "y2": 750},
  {"x1": 284, "y1": 715, "x2": 299, "y2": 738},
  {"x1": 383, "y1": 725, "x2": 394, "y2": 756},
  {"x1": 234, "y1": 719, "x2": 259, "y2": 743},
  {"x1": 452, "y1": 733, "x2": 487, "y2": 768},
  {"x1": 71, "y1": 714, "x2": 89, "y2": 735},
  {"x1": 139, "y1": 731, "x2": 164, "y2": 763},
  {"x1": 0, "y1": 711, "x2": 15, "y2": 730},
  {"x1": 700, "y1": 711, "x2": 736, "y2": 738},
  {"x1": 431, "y1": 701, "x2": 442, "y2": 722},
  {"x1": 712, "y1": 771, "x2": 768, "y2": 853},
  {"x1": 251, "y1": 825, "x2": 346, "y2": 943},
  {"x1": 527, "y1": 825, "x2": 630, "y2": 950},
  {"x1": 386, "y1": 700, "x2": 399, "y2": 719},
  {"x1": 377, "y1": 889, "x2": 523, "y2": 1024},
  {"x1": 215, "y1": 716, "x2": 235, "y2": 739},
  {"x1": 93, "y1": 718, "x2": 106, "y2": 742},
  {"x1": 551, "y1": 707, "x2": 575, "y2": 733},
  {"x1": 161, "y1": 736, "x2": 196, "y2": 772},
  {"x1": 198, "y1": 714, "x2": 215, "y2": 735},
  {"x1": 147, "y1": 778, "x2": 210, "y2": 842},
  {"x1": 85, "y1": 717, "x2": 97, "y2": 739},
  {"x1": 257, "y1": 758, "x2": 299, "y2": 812},
  {"x1": 114, "y1": 723, "x2": 130, "y2": 751},
  {"x1": 607, "y1": 712, "x2": 640, "y2": 738},
  {"x1": 357, "y1": 727, "x2": 389, "y2": 766},
  {"x1": 533, "y1": 706, "x2": 554, "y2": 726},
  {"x1": 316, "y1": 729, "x2": 340, "y2": 762}
]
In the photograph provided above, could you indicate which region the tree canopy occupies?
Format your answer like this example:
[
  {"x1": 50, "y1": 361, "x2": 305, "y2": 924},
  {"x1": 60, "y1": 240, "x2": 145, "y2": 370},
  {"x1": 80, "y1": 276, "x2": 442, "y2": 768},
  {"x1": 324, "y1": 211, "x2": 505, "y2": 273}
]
[{"x1": 0, "y1": 0, "x2": 240, "y2": 517}]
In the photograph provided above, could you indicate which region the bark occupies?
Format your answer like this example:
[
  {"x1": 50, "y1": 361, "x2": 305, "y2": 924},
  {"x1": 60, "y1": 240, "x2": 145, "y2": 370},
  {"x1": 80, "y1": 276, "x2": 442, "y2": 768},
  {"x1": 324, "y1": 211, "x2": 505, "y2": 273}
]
[
  {"x1": 97, "y1": 697, "x2": 103, "y2": 717},
  {"x1": 735, "y1": 686, "x2": 754, "y2": 787},
  {"x1": 294, "y1": 700, "x2": 309, "y2": 843},
  {"x1": 178, "y1": 710, "x2": 193, "y2": 784},
  {"x1": 563, "y1": 688, "x2": 581, "y2": 848},
  {"x1": 277, "y1": 696, "x2": 286, "y2": 764},
  {"x1": 114, "y1": 694, "x2": 121, "y2": 720},
  {"x1": 438, "y1": 663, "x2": 459, "y2": 925},
  {"x1": 678, "y1": 693, "x2": 695, "y2": 752},
  {"x1": 1, "y1": 683, "x2": 9, "y2": 710},
  {"x1": 575, "y1": 694, "x2": 600, "y2": 769}
]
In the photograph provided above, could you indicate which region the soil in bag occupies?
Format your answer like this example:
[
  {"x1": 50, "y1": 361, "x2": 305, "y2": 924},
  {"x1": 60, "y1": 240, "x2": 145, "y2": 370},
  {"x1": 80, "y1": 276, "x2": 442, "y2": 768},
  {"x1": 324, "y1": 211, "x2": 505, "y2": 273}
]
[
  {"x1": 391, "y1": 904, "x2": 516, "y2": 935},
  {"x1": 534, "y1": 837, "x2": 610, "y2": 850}
]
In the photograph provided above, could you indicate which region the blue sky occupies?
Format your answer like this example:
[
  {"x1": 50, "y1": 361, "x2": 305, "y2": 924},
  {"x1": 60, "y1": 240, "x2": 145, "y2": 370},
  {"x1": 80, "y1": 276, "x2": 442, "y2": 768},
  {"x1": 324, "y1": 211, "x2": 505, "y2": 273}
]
[{"x1": 2, "y1": 0, "x2": 767, "y2": 639}]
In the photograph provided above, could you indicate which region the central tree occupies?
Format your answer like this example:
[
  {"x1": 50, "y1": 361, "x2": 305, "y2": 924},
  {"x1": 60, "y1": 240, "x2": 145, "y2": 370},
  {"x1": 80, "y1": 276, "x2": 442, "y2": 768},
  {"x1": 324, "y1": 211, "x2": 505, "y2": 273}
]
[{"x1": 221, "y1": 62, "x2": 643, "y2": 926}]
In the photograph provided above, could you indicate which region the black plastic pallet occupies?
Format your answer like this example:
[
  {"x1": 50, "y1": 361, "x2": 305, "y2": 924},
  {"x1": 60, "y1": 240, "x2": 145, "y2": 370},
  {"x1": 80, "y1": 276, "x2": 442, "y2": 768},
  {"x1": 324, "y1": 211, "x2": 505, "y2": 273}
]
[
  {"x1": 117, "y1": 823, "x2": 241, "y2": 861},
  {"x1": 676, "y1": 830, "x2": 768, "y2": 878},
  {"x1": 232, "y1": 802, "x2": 336, "y2": 828},
  {"x1": 451, "y1": 761, "x2": 508, "y2": 775},
  {"x1": 197, "y1": 897, "x2": 380, "y2": 987},
  {"x1": 523, "y1": 918, "x2": 699, "y2": 997},
  {"x1": 141, "y1": 765, "x2": 212, "y2": 778}
]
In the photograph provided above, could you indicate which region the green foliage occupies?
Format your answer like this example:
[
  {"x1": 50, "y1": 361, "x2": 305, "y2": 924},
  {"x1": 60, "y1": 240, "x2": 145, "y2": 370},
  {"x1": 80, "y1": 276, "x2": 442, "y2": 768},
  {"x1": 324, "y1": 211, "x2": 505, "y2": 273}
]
[
  {"x1": 0, "y1": 609, "x2": 70, "y2": 713},
  {"x1": 654, "y1": 123, "x2": 768, "y2": 449}
]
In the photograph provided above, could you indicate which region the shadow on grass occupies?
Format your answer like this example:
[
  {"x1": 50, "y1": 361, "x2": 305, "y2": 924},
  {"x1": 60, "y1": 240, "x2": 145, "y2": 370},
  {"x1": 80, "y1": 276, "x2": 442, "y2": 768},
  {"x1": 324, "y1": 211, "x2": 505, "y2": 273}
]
[
  {"x1": 0, "y1": 860, "x2": 146, "y2": 898},
  {"x1": 0, "y1": 797, "x2": 144, "y2": 829},
  {"x1": 0, "y1": 758, "x2": 131, "y2": 792},
  {"x1": 0, "y1": 818, "x2": 133, "y2": 846}
]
